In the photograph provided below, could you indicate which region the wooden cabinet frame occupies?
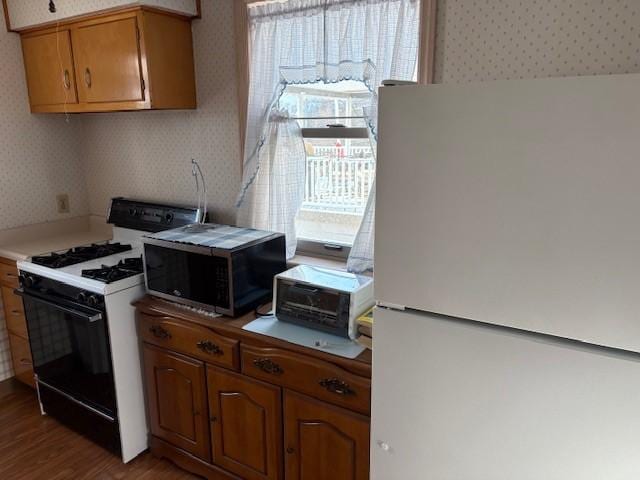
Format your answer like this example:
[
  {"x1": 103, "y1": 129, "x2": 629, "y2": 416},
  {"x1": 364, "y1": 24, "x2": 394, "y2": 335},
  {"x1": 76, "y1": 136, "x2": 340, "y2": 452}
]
[
  {"x1": 17, "y1": 6, "x2": 196, "y2": 113},
  {"x1": 0, "y1": 256, "x2": 34, "y2": 388},
  {"x1": 2, "y1": 1, "x2": 202, "y2": 32},
  {"x1": 137, "y1": 296, "x2": 371, "y2": 480}
]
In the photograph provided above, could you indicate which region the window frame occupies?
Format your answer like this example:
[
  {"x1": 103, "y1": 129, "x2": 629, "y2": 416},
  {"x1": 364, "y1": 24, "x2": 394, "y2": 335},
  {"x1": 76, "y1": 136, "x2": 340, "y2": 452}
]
[
  {"x1": 235, "y1": 0, "x2": 438, "y2": 260},
  {"x1": 296, "y1": 122, "x2": 373, "y2": 259}
]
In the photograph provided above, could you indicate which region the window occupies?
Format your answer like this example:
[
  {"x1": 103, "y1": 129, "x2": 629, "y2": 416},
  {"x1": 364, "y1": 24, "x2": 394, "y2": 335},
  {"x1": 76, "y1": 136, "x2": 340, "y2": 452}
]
[{"x1": 279, "y1": 80, "x2": 374, "y2": 257}]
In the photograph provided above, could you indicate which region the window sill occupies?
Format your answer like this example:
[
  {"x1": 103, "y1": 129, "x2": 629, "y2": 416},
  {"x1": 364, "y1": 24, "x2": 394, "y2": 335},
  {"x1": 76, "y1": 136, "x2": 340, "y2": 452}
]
[
  {"x1": 288, "y1": 254, "x2": 348, "y2": 271},
  {"x1": 288, "y1": 254, "x2": 373, "y2": 277}
]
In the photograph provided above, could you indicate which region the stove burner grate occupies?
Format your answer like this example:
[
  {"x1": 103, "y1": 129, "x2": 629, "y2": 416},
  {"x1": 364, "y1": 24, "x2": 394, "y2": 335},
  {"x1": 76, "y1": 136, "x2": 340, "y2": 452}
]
[
  {"x1": 31, "y1": 243, "x2": 133, "y2": 269},
  {"x1": 81, "y1": 256, "x2": 144, "y2": 284}
]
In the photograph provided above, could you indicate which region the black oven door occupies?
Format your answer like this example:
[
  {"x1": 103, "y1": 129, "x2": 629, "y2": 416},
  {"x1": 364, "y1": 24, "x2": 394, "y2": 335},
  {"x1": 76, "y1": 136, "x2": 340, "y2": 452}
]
[{"x1": 16, "y1": 289, "x2": 117, "y2": 419}]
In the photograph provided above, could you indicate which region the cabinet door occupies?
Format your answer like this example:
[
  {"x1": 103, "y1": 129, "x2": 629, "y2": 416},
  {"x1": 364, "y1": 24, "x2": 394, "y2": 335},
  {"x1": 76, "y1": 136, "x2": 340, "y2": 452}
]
[
  {"x1": 143, "y1": 345, "x2": 210, "y2": 461},
  {"x1": 21, "y1": 29, "x2": 78, "y2": 107},
  {"x1": 2, "y1": 285, "x2": 27, "y2": 338},
  {"x1": 284, "y1": 391, "x2": 370, "y2": 480},
  {"x1": 207, "y1": 366, "x2": 282, "y2": 480},
  {"x1": 8, "y1": 333, "x2": 35, "y2": 388},
  {"x1": 72, "y1": 16, "x2": 145, "y2": 104}
]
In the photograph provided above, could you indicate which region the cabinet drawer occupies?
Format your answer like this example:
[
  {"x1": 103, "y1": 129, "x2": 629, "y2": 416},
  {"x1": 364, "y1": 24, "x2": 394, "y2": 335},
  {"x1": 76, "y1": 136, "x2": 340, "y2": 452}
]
[
  {"x1": 3, "y1": 286, "x2": 27, "y2": 338},
  {"x1": 241, "y1": 345, "x2": 371, "y2": 414},
  {"x1": 0, "y1": 262, "x2": 19, "y2": 288},
  {"x1": 139, "y1": 313, "x2": 239, "y2": 371},
  {"x1": 1, "y1": 287, "x2": 29, "y2": 338},
  {"x1": 9, "y1": 333, "x2": 35, "y2": 388}
]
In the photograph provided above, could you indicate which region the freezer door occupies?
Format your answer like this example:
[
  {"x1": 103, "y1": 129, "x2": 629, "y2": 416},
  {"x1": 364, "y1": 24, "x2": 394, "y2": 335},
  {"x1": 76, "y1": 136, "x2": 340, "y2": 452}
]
[
  {"x1": 375, "y1": 74, "x2": 640, "y2": 352},
  {"x1": 371, "y1": 307, "x2": 640, "y2": 480}
]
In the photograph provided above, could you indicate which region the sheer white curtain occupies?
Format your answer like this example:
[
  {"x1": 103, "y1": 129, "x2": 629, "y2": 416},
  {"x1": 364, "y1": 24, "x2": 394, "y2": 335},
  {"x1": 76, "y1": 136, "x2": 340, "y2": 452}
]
[
  {"x1": 236, "y1": 0, "x2": 421, "y2": 267},
  {"x1": 237, "y1": 111, "x2": 306, "y2": 258}
]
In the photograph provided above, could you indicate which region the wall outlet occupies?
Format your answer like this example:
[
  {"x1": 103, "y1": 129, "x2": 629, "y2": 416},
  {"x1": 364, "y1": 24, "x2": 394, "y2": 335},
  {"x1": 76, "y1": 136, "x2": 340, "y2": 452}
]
[{"x1": 56, "y1": 194, "x2": 70, "y2": 214}]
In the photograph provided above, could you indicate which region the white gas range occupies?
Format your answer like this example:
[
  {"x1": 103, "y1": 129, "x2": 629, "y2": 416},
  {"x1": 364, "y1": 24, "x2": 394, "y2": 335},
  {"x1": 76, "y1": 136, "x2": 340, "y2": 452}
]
[{"x1": 15, "y1": 198, "x2": 201, "y2": 463}]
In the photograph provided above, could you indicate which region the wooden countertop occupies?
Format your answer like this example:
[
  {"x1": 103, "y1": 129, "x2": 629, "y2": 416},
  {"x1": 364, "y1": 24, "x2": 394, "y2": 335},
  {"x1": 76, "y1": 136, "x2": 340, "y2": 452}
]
[{"x1": 135, "y1": 295, "x2": 372, "y2": 378}]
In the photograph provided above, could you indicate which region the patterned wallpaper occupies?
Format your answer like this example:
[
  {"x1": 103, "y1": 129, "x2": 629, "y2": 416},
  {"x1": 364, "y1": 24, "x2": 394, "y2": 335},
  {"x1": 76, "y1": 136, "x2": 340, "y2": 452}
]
[
  {"x1": 0, "y1": 15, "x2": 88, "y2": 232},
  {"x1": 6, "y1": 0, "x2": 198, "y2": 30},
  {"x1": 81, "y1": 0, "x2": 242, "y2": 224},
  {"x1": 2, "y1": 0, "x2": 640, "y2": 380},
  {"x1": 434, "y1": 0, "x2": 640, "y2": 83}
]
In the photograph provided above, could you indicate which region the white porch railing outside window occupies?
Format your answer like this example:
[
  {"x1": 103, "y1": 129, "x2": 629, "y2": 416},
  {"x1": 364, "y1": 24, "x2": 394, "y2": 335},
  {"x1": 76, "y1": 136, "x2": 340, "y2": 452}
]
[{"x1": 302, "y1": 147, "x2": 375, "y2": 215}]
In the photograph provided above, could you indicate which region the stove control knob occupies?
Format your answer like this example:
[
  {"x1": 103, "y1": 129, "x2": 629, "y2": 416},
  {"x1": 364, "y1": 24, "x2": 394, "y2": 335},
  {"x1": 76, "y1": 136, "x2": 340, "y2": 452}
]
[
  {"x1": 87, "y1": 295, "x2": 100, "y2": 307},
  {"x1": 129, "y1": 208, "x2": 139, "y2": 217},
  {"x1": 77, "y1": 292, "x2": 88, "y2": 303},
  {"x1": 21, "y1": 275, "x2": 35, "y2": 288},
  {"x1": 165, "y1": 213, "x2": 174, "y2": 223}
]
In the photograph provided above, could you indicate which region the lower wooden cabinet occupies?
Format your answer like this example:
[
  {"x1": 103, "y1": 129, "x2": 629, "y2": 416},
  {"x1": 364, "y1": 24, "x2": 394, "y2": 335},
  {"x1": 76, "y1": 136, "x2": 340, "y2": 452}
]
[
  {"x1": 143, "y1": 344, "x2": 211, "y2": 462},
  {"x1": 137, "y1": 300, "x2": 371, "y2": 480},
  {"x1": 8, "y1": 333, "x2": 35, "y2": 388},
  {"x1": 207, "y1": 367, "x2": 282, "y2": 480},
  {"x1": 284, "y1": 391, "x2": 370, "y2": 480},
  {"x1": 0, "y1": 256, "x2": 34, "y2": 388}
]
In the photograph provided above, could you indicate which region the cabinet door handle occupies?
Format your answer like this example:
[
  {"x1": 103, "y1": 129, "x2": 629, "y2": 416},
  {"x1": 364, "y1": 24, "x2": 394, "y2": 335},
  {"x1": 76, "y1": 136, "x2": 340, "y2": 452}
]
[
  {"x1": 84, "y1": 68, "x2": 92, "y2": 88},
  {"x1": 286, "y1": 447, "x2": 295, "y2": 455},
  {"x1": 253, "y1": 358, "x2": 283, "y2": 375},
  {"x1": 10, "y1": 310, "x2": 21, "y2": 316},
  {"x1": 149, "y1": 325, "x2": 171, "y2": 339},
  {"x1": 196, "y1": 340, "x2": 223, "y2": 356},
  {"x1": 319, "y1": 378, "x2": 355, "y2": 396},
  {"x1": 63, "y1": 69, "x2": 71, "y2": 90}
]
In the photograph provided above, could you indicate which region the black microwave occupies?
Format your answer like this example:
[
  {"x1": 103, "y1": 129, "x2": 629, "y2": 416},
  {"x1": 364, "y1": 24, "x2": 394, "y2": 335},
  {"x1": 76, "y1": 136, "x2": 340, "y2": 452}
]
[{"x1": 142, "y1": 224, "x2": 286, "y2": 317}]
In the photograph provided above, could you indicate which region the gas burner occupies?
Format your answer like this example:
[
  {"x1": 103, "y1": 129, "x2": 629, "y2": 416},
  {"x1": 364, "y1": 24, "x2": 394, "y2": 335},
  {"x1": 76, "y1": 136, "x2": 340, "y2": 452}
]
[
  {"x1": 31, "y1": 242, "x2": 133, "y2": 269},
  {"x1": 81, "y1": 256, "x2": 144, "y2": 284}
]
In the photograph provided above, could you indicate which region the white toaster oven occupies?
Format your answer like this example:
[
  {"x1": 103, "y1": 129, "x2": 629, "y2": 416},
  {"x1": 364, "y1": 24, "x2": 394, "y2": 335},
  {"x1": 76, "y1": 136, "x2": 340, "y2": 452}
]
[{"x1": 273, "y1": 265, "x2": 374, "y2": 339}]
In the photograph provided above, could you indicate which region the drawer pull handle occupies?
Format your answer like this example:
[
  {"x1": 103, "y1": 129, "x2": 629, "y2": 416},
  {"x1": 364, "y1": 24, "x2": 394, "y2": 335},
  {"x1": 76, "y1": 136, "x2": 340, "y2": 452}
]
[
  {"x1": 319, "y1": 378, "x2": 355, "y2": 396},
  {"x1": 6, "y1": 273, "x2": 18, "y2": 279},
  {"x1": 196, "y1": 340, "x2": 223, "y2": 356},
  {"x1": 19, "y1": 358, "x2": 32, "y2": 366},
  {"x1": 10, "y1": 310, "x2": 21, "y2": 316},
  {"x1": 149, "y1": 325, "x2": 171, "y2": 339},
  {"x1": 253, "y1": 358, "x2": 283, "y2": 375}
]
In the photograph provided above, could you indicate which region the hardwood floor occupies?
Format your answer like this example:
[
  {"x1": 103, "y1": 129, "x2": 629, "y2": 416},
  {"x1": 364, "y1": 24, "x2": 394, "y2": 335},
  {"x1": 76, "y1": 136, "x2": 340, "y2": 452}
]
[{"x1": 0, "y1": 379, "x2": 199, "y2": 480}]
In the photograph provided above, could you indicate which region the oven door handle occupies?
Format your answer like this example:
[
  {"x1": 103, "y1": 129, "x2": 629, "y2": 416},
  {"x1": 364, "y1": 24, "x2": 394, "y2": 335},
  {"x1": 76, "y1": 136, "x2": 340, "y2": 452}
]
[{"x1": 14, "y1": 289, "x2": 103, "y2": 323}]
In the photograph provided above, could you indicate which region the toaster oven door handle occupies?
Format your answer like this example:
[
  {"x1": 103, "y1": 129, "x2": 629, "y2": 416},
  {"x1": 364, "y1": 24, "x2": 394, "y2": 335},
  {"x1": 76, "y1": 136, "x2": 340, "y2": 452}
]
[{"x1": 289, "y1": 284, "x2": 319, "y2": 295}]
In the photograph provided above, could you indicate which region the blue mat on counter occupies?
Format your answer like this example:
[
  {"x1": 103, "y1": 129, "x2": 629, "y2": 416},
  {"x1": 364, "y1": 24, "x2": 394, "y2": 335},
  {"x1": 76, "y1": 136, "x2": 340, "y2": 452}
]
[{"x1": 242, "y1": 315, "x2": 366, "y2": 359}]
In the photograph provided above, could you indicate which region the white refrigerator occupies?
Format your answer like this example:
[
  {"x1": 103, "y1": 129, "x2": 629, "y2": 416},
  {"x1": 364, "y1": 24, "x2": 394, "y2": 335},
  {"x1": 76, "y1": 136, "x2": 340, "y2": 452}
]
[{"x1": 372, "y1": 74, "x2": 640, "y2": 479}]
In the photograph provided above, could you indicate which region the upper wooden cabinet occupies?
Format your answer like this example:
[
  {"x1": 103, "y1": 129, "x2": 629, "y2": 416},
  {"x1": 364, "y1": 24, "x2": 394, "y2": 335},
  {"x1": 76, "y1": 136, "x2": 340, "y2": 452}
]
[
  {"x1": 21, "y1": 29, "x2": 78, "y2": 108},
  {"x1": 72, "y1": 16, "x2": 145, "y2": 105},
  {"x1": 19, "y1": 7, "x2": 196, "y2": 113}
]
